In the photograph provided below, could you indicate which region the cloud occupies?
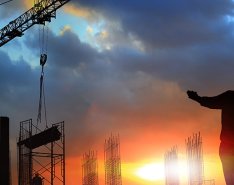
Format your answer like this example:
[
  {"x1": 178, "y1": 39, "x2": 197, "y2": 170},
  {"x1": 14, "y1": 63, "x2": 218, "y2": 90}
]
[
  {"x1": 108, "y1": 44, "x2": 234, "y2": 92},
  {"x1": 19, "y1": 28, "x2": 197, "y2": 156},
  {"x1": 0, "y1": 50, "x2": 39, "y2": 182},
  {"x1": 64, "y1": 4, "x2": 100, "y2": 22},
  {"x1": 71, "y1": 0, "x2": 234, "y2": 49},
  {"x1": 3, "y1": 9, "x2": 232, "y2": 158},
  {"x1": 59, "y1": 0, "x2": 234, "y2": 94},
  {"x1": 26, "y1": 28, "x2": 100, "y2": 68}
]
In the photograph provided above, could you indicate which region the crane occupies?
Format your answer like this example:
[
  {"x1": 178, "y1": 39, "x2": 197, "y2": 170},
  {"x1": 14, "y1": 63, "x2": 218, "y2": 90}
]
[
  {"x1": 0, "y1": 0, "x2": 70, "y2": 47},
  {"x1": 0, "y1": 0, "x2": 70, "y2": 127},
  {"x1": 0, "y1": 2, "x2": 69, "y2": 184}
]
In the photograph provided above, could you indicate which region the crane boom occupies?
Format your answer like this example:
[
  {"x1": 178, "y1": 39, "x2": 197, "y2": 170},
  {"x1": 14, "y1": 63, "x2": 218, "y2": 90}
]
[{"x1": 0, "y1": 0, "x2": 70, "y2": 47}]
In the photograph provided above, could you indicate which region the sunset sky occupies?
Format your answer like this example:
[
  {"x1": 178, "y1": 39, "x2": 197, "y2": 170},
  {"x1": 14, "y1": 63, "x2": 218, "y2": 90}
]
[{"x1": 1, "y1": 0, "x2": 234, "y2": 185}]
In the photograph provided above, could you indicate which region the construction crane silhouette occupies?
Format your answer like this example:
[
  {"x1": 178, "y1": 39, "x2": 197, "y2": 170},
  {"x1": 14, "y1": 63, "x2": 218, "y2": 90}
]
[
  {"x1": 0, "y1": 2, "x2": 69, "y2": 185},
  {"x1": 0, "y1": 0, "x2": 70, "y2": 128},
  {"x1": 0, "y1": 0, "x2": 70, "y2": 47}
]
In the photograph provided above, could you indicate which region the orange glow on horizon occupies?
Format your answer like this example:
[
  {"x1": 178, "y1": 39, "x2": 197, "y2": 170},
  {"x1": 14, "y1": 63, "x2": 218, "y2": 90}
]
[
  {"x1": 65, "y1": 143, "x2": 226, "y2": 185},
  {"x1": 135, "y1": 163, "x2": 165, "y2": 181}
]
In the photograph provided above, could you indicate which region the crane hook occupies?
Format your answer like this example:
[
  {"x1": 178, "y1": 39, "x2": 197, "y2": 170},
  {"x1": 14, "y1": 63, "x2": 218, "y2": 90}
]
[{"x1": 40, "y1": 53, "x2": 47, "y2": 66}]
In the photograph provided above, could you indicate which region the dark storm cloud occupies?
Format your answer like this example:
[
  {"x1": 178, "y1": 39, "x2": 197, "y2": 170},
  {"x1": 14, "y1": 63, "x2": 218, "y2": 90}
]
[
  {"x1": 72, "y1": 0, "x2": 234, "y2": 48},
  {"x1": 67, "y1": 0, "x2": 234, "y2": 92},
  {"x1": 49, "y1": 31, "x2": 101, "y2": 68},
  {"x1": 107, "y1": 43, "x2": 234, "y2": 92},
  {"x1": 0, "y1": 50, "x2": 39, "y2": 137},
  {"x1": 26, "y1": 29, "x2": 101, "y2": 68},
  {"x1": 0, "y1": 51, "x2": 35, "y2": 102}
]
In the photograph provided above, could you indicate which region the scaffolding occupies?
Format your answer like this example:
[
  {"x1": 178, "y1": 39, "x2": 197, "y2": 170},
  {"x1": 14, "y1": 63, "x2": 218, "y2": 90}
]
[
  {"x1": 104, "y1": 135, "x2": 122, "y2": 185},
  {"x1": 17, "y1": 119, "x2": 65, "y2": 185},
  {"x1": 82, "y1": 151, "x2": 98, "y2": 185},
  {"x1": 164, "y1": 146, "x2": 179, "y2": 185}
]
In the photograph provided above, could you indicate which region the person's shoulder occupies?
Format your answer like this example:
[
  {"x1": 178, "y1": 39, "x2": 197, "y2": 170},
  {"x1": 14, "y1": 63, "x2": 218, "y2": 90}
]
[
  {"x1": 224, "y1": 90, "x2": 234, "y2": 94},
  {"x1": 222, "y1": 90, "x2": 234, "y2": 100}
]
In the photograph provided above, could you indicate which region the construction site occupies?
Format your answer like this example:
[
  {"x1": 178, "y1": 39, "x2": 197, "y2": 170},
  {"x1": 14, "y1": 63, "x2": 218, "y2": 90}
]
[
  {"x1": 0, "y1": 1, "x2": 124, "y2": 184},
  {"x1": 1, "y1": 113, "x2": 217, "y2": 185},
  {"x1": 0, "y1": 0, "x2": 69, "y2": 185},
  {"x1": 81, "y1": 135, "x2": 122, "y2": 185},
  {"x1": 0, "y1": 115, "x2": 123, "y2": 185},
  {"x1": 165, "y1": 132, "x2": 216, "y2": 185},
  {"x1": 0, "y1": 1, "x2": 223, "y2": 185}
]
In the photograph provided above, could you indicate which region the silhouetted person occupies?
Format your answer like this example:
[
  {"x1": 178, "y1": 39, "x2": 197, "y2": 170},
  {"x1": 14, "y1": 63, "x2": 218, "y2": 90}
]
[
  {"x1": 32, "y1": 173, "x2": 42, "y2": 185},
  {"x1": 187, "y1": 90, "x2": 234, "y2": 185}
]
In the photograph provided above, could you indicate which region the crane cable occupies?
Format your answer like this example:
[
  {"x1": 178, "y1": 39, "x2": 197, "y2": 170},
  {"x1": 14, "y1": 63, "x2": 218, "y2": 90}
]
[
  {"x1": 0, "y1": 0, "x2": 14, "y2": 6},
  {"x1": 37, "y1": 22, "x2": 49, "y2": 129}
]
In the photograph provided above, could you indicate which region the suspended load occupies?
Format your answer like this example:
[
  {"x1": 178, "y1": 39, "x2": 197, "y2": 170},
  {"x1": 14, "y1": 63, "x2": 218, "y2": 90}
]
[{"x1": 17, "y1": 126, "x2": 61, "y2": 149}]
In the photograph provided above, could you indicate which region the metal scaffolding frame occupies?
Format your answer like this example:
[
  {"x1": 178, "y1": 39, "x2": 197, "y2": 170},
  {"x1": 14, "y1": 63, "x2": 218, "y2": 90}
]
[
  {"x1": 82, "y1": 150, "x2": 99, "y2": 185},
  {"x1": 164, "y1": 146, "x2": 179, "y2": 185},
  {"x1": 104, "y1": 135, "x2": 122, "y2": 185},
  {"x1": 17, "y1": 119, "x2": 65, "y2": 185}
]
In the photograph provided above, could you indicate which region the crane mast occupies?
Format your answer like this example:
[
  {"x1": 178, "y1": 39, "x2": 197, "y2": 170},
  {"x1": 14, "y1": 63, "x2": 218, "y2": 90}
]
[{"x1": 0, "y1": 0, "x2": 70, "y2": 47}]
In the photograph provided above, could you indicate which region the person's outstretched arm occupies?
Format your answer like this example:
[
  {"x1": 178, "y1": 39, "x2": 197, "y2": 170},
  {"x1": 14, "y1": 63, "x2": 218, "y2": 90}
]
[{"x1": 187, "y1": 90, "x2": 224, "y2": 109}]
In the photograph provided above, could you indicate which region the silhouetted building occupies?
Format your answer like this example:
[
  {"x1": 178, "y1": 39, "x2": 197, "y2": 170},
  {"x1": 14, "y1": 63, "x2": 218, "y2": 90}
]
[{"x1": 0, "y1": 116, "x2": 10, "y2": 185}]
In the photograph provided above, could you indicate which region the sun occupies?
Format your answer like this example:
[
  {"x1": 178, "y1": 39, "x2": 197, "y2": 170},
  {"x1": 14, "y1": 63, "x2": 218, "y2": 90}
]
[{"x1": 135, "y1": 163, "x2": 165, "y2": 181}]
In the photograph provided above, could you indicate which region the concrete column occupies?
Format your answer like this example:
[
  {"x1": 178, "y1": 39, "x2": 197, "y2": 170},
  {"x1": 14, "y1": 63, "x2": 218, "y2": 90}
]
[{"x1": 0, "y1": 117, "x2": 10, "y2": 185}]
